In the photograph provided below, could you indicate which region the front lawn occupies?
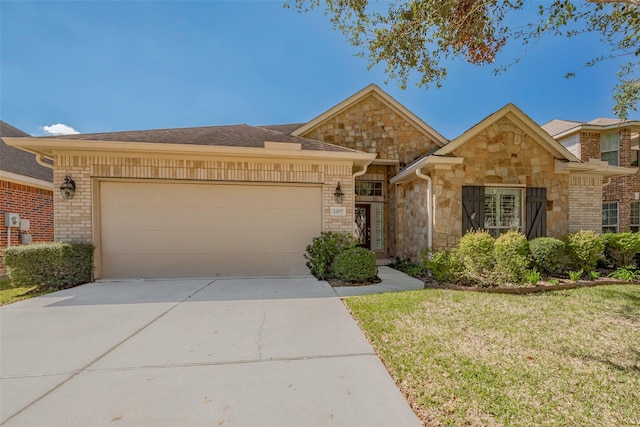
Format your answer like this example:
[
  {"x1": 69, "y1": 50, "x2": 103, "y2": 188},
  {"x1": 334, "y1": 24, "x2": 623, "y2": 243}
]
[
  {"x1": 345, "y1": 285, "x2": 640, "y2": 426},
  {"x1": 0, "y1": 276, "x2": 41, "y2": 305}
]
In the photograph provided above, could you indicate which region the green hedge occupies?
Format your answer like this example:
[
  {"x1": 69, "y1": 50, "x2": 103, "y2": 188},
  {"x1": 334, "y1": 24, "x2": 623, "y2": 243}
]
[
  {"x1": 4, "y1": 242, "x2": 94, "y2": 291},
  {"x1": 304, "y1": 232, "x2": 358, "y2": 280},
  {"x1": 565, "y1": 230, "x2": 604, "y2": 273},
  {"x1": 493, "y1": 231, "x2": 530, "y2": 284},
  {"x1": 332, "y1": 247, "x2": 377, "y2": 282},
  {"x1": 602, "y1": 232, "x2": 640, "y2": 268},
  {"x1": 529, "y1": 237, "x2": 565, "y2": 274}
]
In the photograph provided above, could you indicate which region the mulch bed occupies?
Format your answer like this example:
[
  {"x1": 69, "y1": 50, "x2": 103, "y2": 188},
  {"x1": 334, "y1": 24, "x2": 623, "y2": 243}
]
[
  {"x1": 420, "y1": 277, "x2": 640, "y2": 294},
  {"x1": 329, "y1": 276, "x2": 382, "y2": 287}
]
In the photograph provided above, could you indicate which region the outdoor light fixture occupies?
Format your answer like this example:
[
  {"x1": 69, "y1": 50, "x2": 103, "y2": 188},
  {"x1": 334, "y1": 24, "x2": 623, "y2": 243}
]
[
  {"x1": 60, "y1": 175, "x2": 76, "y2": 199},
  {"x1": 333, "y1": 182, "x2": 344, "y2": 204}
]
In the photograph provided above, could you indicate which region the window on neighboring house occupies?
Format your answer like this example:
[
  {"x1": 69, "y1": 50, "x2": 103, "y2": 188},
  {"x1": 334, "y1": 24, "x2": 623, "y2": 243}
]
[
  {"x1": 484, "y1": 188, "x2": 522, "y2": 238},
  {"x1": 355, "y1": 181, "x2": 383, "y2": 196},
  {"x1": 601, "y1": 133, "x2": 619, "y2": 166},
  {"x1": 602, "y1": 201, "x2": 619, "y2": 233},
  {"x1": 631, "y1": 202, "x2": 640, "y2": 232},
  {"x1": 631, "y1": 132, "x2": 640, "y2": 167}
]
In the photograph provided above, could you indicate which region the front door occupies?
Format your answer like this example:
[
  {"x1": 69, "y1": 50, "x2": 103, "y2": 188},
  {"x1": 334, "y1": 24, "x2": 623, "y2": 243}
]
[{"x1": 355, "y1": 204, "x2": 371, "y2": 249}]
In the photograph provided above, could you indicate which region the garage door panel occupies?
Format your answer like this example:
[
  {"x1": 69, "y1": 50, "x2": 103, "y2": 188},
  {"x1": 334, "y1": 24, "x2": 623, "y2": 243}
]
[
  {"x1": 102, "y1": 229, "x2": 315, "y2": 255},
  {"x1": 100, "y1": 182, "x2": 321, "y2": 278}
]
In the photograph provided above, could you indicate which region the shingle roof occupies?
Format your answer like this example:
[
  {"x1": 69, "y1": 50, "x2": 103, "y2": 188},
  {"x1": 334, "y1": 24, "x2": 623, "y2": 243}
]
[
  {"x1": 540, "y1": 119, "x2": 582, "y2": 137},
  {"x1": 0, "y1": 121, "x2": 53, "y2": 182},
  {"x1": 258, "y1": 124, "x2": 305, "y2": 134},
  {"x1": 42, "y1": 124, "x2": 357, "y2": 153},
  {"x1": 587, "y1": 118, "x2": 625, "y2": 126},
  {"x1": 542, "y1": 117, "x2": 631, "y2": 137}
]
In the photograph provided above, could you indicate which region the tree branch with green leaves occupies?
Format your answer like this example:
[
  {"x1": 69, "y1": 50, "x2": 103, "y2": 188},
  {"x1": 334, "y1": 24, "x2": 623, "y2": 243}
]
[{"x1": 287, "y1": 0, "x2": 639, "y2": 119}]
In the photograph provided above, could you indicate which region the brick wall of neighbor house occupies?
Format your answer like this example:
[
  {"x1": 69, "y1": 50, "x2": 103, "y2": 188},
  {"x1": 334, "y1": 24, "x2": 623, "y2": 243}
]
[
  {"x1": 413, "y1": 117, "x2": 571, "y2": 254},
  {"x1": 53, "y1": 154, "x2": 356, "y2": 271},
  {"x1": 581, "y1": 128, "x2": 640, "y2": 232},
  {"x1": 0, "y1": 180, "x2": 54, "y2": 273}
]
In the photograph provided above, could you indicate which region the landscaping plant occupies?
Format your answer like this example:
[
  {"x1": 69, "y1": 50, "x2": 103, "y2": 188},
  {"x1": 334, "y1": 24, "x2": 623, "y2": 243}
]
[
  {"x1": 4, "y1": 242, "x2": 94, "y2": 291},
  {"x1": 493, "y1": 231, "x2": 530, "y2": 284},
  {"x1": 568, "y1": 269, "x2": 584, "y2": 282},
  {"x1": 529, "y1": 237, "x2": 565, "y2": 274},
  {"x1": 608, "y1": 266, "x2": 638, "y2": 282},
  {"x1": 455, "y1": 230, "x2": 495, "y2": 285},
  {"x1": 602, "y1": 232, "x2": 640, "y2": 268},
  {"x1": 565, "y1": 231, "x2": 605, "y2": 273},
  {"x1": 422, "y1": 249, "x2": 463, "y2": 284},
  {"x1": 331, "y1": 247, "x2": 377, "y2": 282},
  {"x1": 525, "y1": 268, "x2": 541, "y2": 286},
  {"x1": 304, "y1": 232, "x2": 358, "y2": 280}
]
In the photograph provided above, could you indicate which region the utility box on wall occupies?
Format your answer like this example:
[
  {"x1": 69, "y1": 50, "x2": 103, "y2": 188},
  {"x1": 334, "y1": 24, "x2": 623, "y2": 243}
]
[
  {"x1": 19, "y1": 219, "x2": 30, "y2": 231},
  {"x1": 4, "y1": 213, "x2": 20, "y2": 228},
  {"x1": 20, "y1": 234, "x2": 32, "y2": 244}
]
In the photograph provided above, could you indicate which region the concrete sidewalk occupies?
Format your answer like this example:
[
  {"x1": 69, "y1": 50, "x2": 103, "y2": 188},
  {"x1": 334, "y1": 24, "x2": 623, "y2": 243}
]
[
  {"x1": 332, "y1": 265, "x2": 425, "y2": 297},
  {"x1": 0, "y1": 276, "x2": 422, "y2": 426}
]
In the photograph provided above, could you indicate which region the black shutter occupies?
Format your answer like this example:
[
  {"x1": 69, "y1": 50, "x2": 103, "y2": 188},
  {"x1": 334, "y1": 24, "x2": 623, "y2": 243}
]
[
  {"x1": 525, "y1": 187, "x2": 547, "y2": 239},
  {"x1": 462, "y1": 186, "x2": 485, "y2": 235}
]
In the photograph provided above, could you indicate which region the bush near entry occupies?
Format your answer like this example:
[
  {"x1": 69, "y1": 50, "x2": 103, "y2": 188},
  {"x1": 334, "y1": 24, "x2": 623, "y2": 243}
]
[
  {"x1": 4, "y1": 242, "x2": 94, "y2": 291},
  {"x1": 304, "y1": 232, "x2": 358, "y2": 280},
  {"x1": 332, "y1": 247, "x2": 377, "y2": 282}
]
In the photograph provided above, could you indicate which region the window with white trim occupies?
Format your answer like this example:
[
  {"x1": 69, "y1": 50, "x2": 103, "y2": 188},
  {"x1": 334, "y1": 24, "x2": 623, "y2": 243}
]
[
  {"x1": 631, "y1": 202, "x2": 640, "y2": 233},
  {"x1": 484, "y1": 188, "x2": 522, "y2": 238},
  {"x1": 601, "y1": 133, "x2": 619, "y2": 166},
  {"x1": 602, "y1": 201, "x2": 618, "y2": 233},
  {"x1": 355, "y1": 181, "x2": 383, "y2": 196}
]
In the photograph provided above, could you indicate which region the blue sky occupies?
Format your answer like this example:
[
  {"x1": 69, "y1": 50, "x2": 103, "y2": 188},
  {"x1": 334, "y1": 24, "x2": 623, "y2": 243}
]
[{"x1": 1, "y1": 1, "x2": 637, "y2": 140}]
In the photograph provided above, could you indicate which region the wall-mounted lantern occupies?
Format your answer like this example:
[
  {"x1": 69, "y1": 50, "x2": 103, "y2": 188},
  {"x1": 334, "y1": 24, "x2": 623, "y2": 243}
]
[
  {"x1": 333, "y1": 182, "x2": 344, "y2": 204},
  {"x1": 60, "y1": 175, "x2": 76, "y2": 199}
]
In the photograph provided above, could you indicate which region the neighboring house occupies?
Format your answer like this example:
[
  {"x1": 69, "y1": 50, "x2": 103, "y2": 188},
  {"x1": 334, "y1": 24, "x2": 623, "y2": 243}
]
[
  {"x1": 0, "y1": 121, "x2": 54, "y2": 274},
  {"x1": 3, "y1": 85, "x2": 633, "y2": 278},
  {"x1": 542, "y1": 118, "x2": 640, "y2": 233}
]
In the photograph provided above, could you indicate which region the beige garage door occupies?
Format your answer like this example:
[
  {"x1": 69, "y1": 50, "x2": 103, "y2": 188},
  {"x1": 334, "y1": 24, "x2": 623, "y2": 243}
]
[{"x1": 99, "y1": 181, "x2": 322, "y2": 278}]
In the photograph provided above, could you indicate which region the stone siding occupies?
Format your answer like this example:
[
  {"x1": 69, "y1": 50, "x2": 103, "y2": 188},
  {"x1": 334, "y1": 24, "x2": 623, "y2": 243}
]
[
  {"x1": 300, "y1": 93, "x2": 439, "y2": 166},
  {"x1": 417, "y1": 117, "x2": 570, "y2": 253}
]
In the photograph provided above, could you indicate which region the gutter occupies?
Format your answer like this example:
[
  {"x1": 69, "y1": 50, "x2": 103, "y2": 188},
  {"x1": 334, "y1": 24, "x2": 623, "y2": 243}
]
[{"x1": 415, "y1": 168, "x2": 433, "y2": 251}]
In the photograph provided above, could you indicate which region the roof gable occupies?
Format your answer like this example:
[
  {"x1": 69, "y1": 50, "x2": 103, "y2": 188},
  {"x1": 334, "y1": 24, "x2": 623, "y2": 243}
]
[
  {"x1": 435, "y1": 104, "x2": 579, "y2": 161},
  {"x1": 291, "y1": 84, "x2": 448, "y2": 147}
]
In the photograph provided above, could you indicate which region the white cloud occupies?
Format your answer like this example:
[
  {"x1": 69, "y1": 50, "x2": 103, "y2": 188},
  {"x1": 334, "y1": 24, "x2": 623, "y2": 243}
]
[{"x1": 42, "y1": 123, "x2": 80, "y2": 135}]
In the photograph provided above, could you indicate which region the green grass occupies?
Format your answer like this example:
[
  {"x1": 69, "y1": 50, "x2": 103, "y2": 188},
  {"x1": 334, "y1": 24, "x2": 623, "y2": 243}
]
[
  {"x1": 345, "y1": 285, "x2": 640, "y2": 426},
  {"x1": 0, "y1": 276, "x2": 42, "y2": 305}
]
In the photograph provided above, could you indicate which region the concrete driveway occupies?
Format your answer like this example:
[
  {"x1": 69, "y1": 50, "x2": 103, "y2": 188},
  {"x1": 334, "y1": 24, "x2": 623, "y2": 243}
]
[{"x1": 1, "y1": 277, "x2": 421, "y2": 426}]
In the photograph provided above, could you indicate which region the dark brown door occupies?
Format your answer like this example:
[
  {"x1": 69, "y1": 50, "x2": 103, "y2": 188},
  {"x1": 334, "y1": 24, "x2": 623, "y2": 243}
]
[{"x1": 355, "y1": 204, "x2": 371, "y2": 249}]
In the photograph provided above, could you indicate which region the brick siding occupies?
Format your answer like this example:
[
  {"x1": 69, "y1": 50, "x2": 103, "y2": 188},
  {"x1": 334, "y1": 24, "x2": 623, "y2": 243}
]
[{"x1": 0, "y1": 180, "x2": 54, "y2": 273}]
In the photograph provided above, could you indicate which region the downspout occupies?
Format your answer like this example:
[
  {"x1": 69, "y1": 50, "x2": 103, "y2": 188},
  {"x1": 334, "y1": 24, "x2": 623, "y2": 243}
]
[
  {"x1": 35, "y1": 155, "x2": 54, "y2": 169},
  {"x1": 415, "y1": 168, "x2": 433, "y2": 250},
  {"x1": 352, "y1": 165, "x2": 368, "y2": 178}
]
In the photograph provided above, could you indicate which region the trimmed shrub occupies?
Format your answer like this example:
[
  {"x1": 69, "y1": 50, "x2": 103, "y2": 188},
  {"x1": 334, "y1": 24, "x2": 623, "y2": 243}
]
[
  {"x1": 529, "y1": 237, "x2": 565, "y2": 274},
  {"x1": 422, "y1": 249, "x2": 464, "y2": 284},
  {"x1": 304, "y1": 232, "x2": 358, "y2": 280},
  {"x1": 391, "y1": 258, "x2": 426, "y2": 277},
  {"x1": 565, "y1": 230, "x2": 605, "y2": 272},
  {"x1": 493, "y1": 231, "x2": 530, "y2": 284},
  {"x1": 455, "y1": 230, "x2": 495, "y2": 284},
  {"x1": 332, "y1": 247, "x2": 377, "y2": 282},
  {"x1": 4, "y1": 242, "x2": 94, "y2": 291},
  {"x1": 602, "y1": 232, "x2": 640, "y2": 268}
]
